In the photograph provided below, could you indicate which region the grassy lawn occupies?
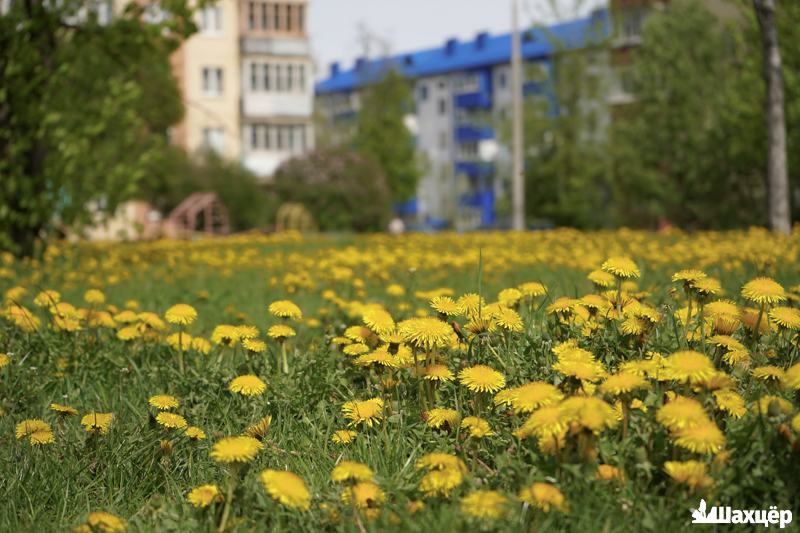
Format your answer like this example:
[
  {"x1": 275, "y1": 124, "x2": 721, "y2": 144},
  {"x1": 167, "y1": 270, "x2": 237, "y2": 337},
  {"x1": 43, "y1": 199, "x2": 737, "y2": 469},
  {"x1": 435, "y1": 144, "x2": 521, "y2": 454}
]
[{"x1": 2, "y1": 229, "x2": 799, "y2": 532}]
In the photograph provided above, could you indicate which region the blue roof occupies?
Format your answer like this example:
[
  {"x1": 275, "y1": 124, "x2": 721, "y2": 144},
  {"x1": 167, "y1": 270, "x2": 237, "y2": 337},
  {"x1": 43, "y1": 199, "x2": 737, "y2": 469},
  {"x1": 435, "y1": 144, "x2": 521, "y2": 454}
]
[{"x1": 316, "y1": 9, "x2": 610, "y2": 94}]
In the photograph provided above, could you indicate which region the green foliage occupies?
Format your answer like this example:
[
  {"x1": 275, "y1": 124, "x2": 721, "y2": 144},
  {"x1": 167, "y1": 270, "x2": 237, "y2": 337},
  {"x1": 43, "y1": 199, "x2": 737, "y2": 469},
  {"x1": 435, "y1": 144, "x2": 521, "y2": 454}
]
[
  {"x1": 272, "y1": 148, "x2": 392, "y2": 232},
  {"x1": 0, "y1": 0, "x2": 195, "y2": 255},
  {"x1": 140, "y1": 149, "x2": 273, "y2": 232},
  {"x1": 353, "y1": 69, "x2": 421, "y2": 202},
  {"x1": 520, "y1": 37, "x2": 610, "y2": 228},
  {"x1": 611, "y1": 1, "x2": 767, "y2": 229}
]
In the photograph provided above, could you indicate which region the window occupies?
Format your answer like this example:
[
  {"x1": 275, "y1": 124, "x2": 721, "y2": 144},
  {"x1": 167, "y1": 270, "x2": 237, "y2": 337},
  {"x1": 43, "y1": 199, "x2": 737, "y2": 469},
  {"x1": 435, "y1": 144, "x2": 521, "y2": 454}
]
[
  {"x1": 262, "y1": 63, "x2": 270, "y2": 90},
  {"x1": 274, "y1": 3, "x2": 281, "y2": 30},
  {"x1": 418, "y1": 83, "x2": 428, "y2": 101},
  {"x1": 250, "y1": 125, "x2": 258, "y2": 149},
  {"x1": 439, "y1": 131, "x2": 447, "y2": 150},
  {"x1": 199, "y1": 5, "x2": 222, "y2": 34},
  {"x1": 250, "y1": 63, "x2": 258, "y2": 90},
  {"x1": 298, "y1": 64, "x2": 305, "y2": 91},
  {"x1": 202, "y1": 67, "x2": 223, "y2": 96},
  {"x1": 275, "y1": 64, "x2": 284, "y2": 91},
  {"x1": 202, "y1": 127, "x2": 225, "y2": 154},
  {"x1": 264, "y1": 3, "x2": 272, "y2": 30},
  {"x1": 497, "y1": 71, "x2": 507, "y2": 89},
  {"x1": 286, "y1": 64, "x2": 294, "y2": 91},
  {"x1": 297, "y1": 4, "x2": 305, "y2": 32},
  {"x1": 248, "y1": 2, "x2": 255, "y2": 29},
  {"x1": 438, "y1": 98, "x2": 447, "y2": 115}
]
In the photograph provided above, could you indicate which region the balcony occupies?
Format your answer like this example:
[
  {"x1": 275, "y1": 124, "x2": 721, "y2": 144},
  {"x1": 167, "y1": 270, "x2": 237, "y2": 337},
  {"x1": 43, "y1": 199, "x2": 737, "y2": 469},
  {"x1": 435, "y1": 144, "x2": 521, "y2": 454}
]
[
  {"x1": 459, "y1": 188, "x2": 495, "y2": 227},
  {"x1": 455, "y1": 91, "x2": 492, "y2": 109},
  {"x1": 454, "y1": 161, "x2": 493, "y2": 180},
  {"x1": 455, "y1": 125, "x2": 494, "y2": 143}
]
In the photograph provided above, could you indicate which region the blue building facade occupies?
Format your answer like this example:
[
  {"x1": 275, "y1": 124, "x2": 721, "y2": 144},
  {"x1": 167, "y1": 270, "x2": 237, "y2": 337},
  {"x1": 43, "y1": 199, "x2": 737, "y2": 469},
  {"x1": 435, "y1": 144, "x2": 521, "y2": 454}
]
[{"x1": 315, "y1": 10, "x2": 609, "y2": 230}]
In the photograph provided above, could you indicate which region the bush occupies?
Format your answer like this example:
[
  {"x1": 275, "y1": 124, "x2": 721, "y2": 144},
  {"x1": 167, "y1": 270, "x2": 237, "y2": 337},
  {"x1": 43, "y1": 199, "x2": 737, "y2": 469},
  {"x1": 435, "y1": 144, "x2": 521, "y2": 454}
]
[
  {"x1": 140, "y1": 149, "x2": 274, "y2": 232},
  {"x1": 272, "y1": 148, "x2": 391, "y2": 232}
]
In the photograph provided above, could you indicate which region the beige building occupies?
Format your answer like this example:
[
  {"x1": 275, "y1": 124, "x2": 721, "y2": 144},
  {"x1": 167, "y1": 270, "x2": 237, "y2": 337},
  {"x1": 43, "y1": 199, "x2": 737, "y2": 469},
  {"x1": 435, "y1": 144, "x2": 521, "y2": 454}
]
[{"x1": 171, "y1": 0, "x2": 313, "y2": 179}]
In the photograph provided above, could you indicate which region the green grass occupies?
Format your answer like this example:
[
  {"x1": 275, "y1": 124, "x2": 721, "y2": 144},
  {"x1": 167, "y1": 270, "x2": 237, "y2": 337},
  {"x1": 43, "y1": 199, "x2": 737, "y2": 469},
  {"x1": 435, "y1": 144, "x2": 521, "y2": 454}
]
[{"x1": 1, "y1": 231, "x2": 800, "y2": 532}]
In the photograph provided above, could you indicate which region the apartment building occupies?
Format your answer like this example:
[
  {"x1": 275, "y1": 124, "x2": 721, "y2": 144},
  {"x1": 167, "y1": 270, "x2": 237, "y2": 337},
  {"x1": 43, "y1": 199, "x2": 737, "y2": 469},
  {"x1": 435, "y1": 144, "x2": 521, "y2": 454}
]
[
  {"x1": 171, "y1": 0, "x2": 314, "y2": 179},
  {"x1": 316, "y1": 10, "x2": 610, "y2": 229}
]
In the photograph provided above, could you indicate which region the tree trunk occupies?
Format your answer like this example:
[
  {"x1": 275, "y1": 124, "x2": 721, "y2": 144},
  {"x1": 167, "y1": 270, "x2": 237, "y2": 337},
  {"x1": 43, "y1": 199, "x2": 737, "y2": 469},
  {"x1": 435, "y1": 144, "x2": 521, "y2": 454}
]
[{"x1": 753, "y1": 0, "x2": 791, "y2": 234}]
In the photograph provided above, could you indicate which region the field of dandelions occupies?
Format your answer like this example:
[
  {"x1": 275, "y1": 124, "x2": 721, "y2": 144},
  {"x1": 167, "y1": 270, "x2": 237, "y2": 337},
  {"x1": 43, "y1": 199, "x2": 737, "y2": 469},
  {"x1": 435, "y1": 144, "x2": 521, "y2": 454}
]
[{"x1": 2, "y1": 228, "x2": 800, "y2": 532}]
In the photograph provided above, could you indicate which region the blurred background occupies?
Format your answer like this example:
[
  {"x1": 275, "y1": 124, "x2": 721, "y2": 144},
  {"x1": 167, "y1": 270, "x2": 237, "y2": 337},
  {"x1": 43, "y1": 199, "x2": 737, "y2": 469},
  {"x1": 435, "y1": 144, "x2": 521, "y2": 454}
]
[{"x1": 1, "y1": 0, "x2": 798, "y2": 254}]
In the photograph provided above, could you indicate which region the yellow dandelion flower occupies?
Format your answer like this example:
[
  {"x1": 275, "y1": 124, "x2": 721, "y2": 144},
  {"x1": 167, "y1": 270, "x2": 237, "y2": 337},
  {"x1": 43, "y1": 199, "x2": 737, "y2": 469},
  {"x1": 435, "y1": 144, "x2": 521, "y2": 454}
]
[
  {"x1": 519, "y1": 482, "x2": 568, "y2": 513},
  {"x1": 164, "y1": 304, "x2": 197, "y2": 325},
  {"x1": 29, "y1": 430, "x2": 55, "y2": 445},
  {"x1": 461, "y1": 416, "x2": 493, "y2": 438},
  {"x1": 713, "y1": 389, "x2": 746, "y2": 418},
  {"x1": 752, "y1": 365, "x2": 785, "y2": 383},
  {"x1": 211, "y1": 325, "x2": 240, "y2": 346},
  {"x1": 236, "y1": 325, "x2": 260, "y2": 339},
  {"x1": 419, "y1": 468, "x2": 464, "y2": 498},
  {"x1": 267, "y1": 324, "x2": 296, "y2": 340},
  {"x1": 587, "y1": 269, "x2": 616, "y2": 288},
  {"x1": 331, "y1": 461, "x2": 374, "y2": 483},
  {"x1": 514, "y1": 404, "x2": 568, "y2": 439},
  {"x1": 260, "y1": 469, "x2": 311, "y2": 510},
  {"x1": 754, "y1": 395, "x2": 793, "y2": 416},
  {"x1": 81, "y1": 413, "x2": 114, "y2": 435},
  {"x1": 210, "y1": 436, "x2": 263, "y2": 463},
  {"x1": 148, "y1": 395, "x2": 179, "y2": 410},
  {"x1": 783, "y1": 363, "x2": 800, "y2": 389},
  {"x1": 560, "y1": 396, "x2": 618, "y2": 434},
  {"x1": 424, "y1": 364, "x2": 454, "y2": 382},
  {"x1": 458, "y1": 365, "x2": 505, "y2": 394},
  {"x1": 601, "y1": 257, "x2": 640, "y2": 279},
  {"x1": 672, "y1": 269, "x2": 707, "y2": 284},
  {"x1": 673, "y1": 421, "x2": 725, "y2": 454},
  {"x1": 187, "y1": 484, "x2": 223, "y2": 508},
  {"x1": 229, "y1": 375, "x2": 267, "y2": 396},
  {"x1": 342, "y1": 481, "x2": 385, "y2": 510},
  {"x1": 425, "y1": 408, "x2": 460, "y2": 430},
  {"x1": 156, "y1": 412, "x2": 187, "y2": 430},
  {"x1": 519, "y1": 281, "x2": 548, "y2": 297},
  {"x1": 496, "y1": 382, "x2": 563, "y2": 413},
  {"x1": 186, "y1": 426, "x2": 206, "y2": 440},
  {"x1": 599, "y1": 372, "x2": 649, "y2": 396},
  {"x1": 456, "y1": 293, "x2": 486, "y2": 318},
  {"x1": 86, "y1": 511, "x2": 126, "y2": 532},
  {"x1": 692, "y1": 277, "x2": 722, "y2": 297},
  {"x1": 460, "y1": 490, "x2": 509, "y2": 520},
  {"x1": 242, "y1": 338, "x2": 267, "y2": 354},
  {"x1": 769, "y1": 307, "x2": 800, "y2": 330},
  {"x1": 50, "y1": 403, "x2": 79, "y2": 416},
  {"x1": 84, "y1": 289, "x2": 106, "y2": 305},
  {"x1": 656, "y1": 396, "x2": 709, "y2": 431},
  {"x1": 362, "y1": 307, "x2": 395, "y2": 335},
  {"x1": 191, "y1": 337, "x2": 212, "y2": 354},
  {"x1": 398, "y1": 317, "x2": 454, "y2": 350},
  {"x1": 664, "y1": 461, "x2": 713, "y2": 491},
  {"x1": 416, "y1": 452, "x2": 468, "y2": 472},
  {"x1": 492, "y1": 306, "x2": 524, "y2": 332},
  {"x1": 244, "y1": 415, "x2": 273, "y2": 440},
  {"x1": 268, "y1": 300, "x2": 302, "y2": 320},
  {"x1": 16, "y1": 419, "x2": 50, "y2": 439},
  {"x1": 331, "y1": 430, "x2": 358, "y2": 444},
  {"x1": 663, "y1": 350, "x2": 716, "y2": 384},
  {"x1": 596, "y1": 464, "x2": 625, "y2": 484},
  {"x1": 342, "y1": 398, "x2": 383, "y2": 427},
  {"x1": 498, "y1": 287, "x2": 523, "y2": 306},
  {"x1": 741, "y1": 277, "x2": 786, "y2": 305}
]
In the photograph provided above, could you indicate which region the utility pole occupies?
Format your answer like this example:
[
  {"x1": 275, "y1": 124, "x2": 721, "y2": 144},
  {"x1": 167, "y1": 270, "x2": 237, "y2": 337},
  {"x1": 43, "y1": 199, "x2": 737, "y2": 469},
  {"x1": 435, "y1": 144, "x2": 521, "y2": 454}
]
[{"x1": 511, "y1": 0, "x2": 525, "y2": 231}]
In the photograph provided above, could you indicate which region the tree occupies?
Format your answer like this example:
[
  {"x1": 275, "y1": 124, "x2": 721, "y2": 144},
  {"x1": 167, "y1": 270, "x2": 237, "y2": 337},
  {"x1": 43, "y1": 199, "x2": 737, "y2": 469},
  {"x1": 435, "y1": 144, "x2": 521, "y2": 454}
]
[
  {"x1": 353, "y1": 69, "x2": 420, "y2": 202},
  {"x1": 610, "y1": 1, "x2": 768, "y2": 229},
  {"x1": 753, "y1": 0, "x2": 791, "y2": 233},
  {"x1": 272, "y1": 148, "x2": 392, "y2": 232},
  {"x1": 0, "y1": 0, "x2": 195, "y2": 255}
]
